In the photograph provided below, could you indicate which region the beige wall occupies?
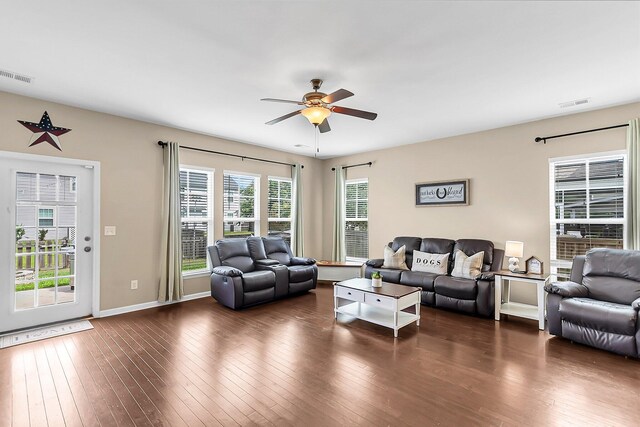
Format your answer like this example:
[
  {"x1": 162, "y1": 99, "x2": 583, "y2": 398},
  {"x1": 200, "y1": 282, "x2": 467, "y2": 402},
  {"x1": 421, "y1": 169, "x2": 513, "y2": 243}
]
[
  {"x1": 0, "y1": 91, "x2": 324, "y2": 311},
  {"x1": 322, "y1": 102, "x2": 639, "y2": 302},
  {"x1": 2, "y1": 88, "x2": 638, "y2": 311}
]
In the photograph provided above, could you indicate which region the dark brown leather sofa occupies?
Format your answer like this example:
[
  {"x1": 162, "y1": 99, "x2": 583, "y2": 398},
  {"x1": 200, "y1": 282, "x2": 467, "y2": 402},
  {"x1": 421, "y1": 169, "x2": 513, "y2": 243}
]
[
  {"x1": 545, "y1": 248, "x2": 640, "y2": 357},
  {"x1": 207, "y1": 237, "x2": 317, "y2": 309},
  {"x1": 364, "y1": 237, "x2": 504, "y2": 317}
]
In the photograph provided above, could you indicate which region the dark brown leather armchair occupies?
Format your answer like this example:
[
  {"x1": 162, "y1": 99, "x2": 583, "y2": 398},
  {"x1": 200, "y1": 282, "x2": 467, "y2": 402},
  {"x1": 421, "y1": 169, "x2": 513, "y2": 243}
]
[{"x1": 545, "y1": 248, "x2": 640, "y2": 357}]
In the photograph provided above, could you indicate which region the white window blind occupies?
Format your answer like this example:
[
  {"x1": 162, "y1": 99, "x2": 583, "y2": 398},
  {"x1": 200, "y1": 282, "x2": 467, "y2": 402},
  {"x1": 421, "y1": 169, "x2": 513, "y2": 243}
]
[
  {"x1": 345, "y1": 179, "x2": 368, "y2": 260},
  {"x1": 180, "y1": 167, "x2": 214, "y2": 274},
  {"x1": 549, "y1": 154, "x2": 626, "y2": 280},
  {"x1": 268, "y1": 177, "x2": 292, "y2": 245},
  {"x1": 223, "y1": 173, "x2": 259, "y2": 238}
]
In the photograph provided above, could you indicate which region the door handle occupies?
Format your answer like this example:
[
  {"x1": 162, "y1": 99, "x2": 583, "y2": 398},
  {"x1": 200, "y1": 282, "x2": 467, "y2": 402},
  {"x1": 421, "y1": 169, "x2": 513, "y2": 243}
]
[{"x1": 84, "y1": 246, "x2": 92, "y2": 252}]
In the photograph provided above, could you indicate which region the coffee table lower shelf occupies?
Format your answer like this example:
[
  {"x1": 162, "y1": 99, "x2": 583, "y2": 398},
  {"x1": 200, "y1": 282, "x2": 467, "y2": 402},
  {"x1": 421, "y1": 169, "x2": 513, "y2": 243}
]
[{"x1": 335, "y1": 302, "x2": 419, "y2": 332}]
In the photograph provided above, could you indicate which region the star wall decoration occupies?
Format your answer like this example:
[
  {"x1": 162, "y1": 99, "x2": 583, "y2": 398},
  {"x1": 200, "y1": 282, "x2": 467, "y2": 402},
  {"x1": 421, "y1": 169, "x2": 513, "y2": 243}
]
[{"x1": 18, "y1": 111, "x2": 71, "y2": 151}]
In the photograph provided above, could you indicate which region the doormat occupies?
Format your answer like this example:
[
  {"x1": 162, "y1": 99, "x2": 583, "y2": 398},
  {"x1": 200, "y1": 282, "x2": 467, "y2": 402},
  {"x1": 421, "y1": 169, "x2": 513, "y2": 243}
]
[{"x1": 0, "y1": 319, "x2": 93, "y2": 349}]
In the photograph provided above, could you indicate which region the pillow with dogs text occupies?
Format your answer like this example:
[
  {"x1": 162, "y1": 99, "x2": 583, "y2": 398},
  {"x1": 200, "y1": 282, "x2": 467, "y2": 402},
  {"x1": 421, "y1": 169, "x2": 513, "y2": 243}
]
[{"x1": 411, "y1": 250, "x2": 449, "y2": 274}]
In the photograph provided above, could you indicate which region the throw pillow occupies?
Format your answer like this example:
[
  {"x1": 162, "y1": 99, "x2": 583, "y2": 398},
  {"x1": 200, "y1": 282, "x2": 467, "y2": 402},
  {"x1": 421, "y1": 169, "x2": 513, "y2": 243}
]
[
  {"x1": 411, "y1": 250, "x2": 449, "y2": 274},
  {"x1": 451, "y1": 250, "x2": 484, "y2": 279},
  {"x1": 382, "y1": 245, "x2": 409, "y2": 270}
]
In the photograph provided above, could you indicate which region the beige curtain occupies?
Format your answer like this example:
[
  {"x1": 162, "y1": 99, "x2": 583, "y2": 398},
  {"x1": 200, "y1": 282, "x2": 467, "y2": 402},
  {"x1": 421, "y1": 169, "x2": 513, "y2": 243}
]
[
  {"x1": 332, "y1": 166, "x2": 346, "y2": 261},
  {"x1": 159, "y1": 141, "x2": 184, "y2": 302},
  {"x1": 291, "y1": 163, "x2": 304, "y2": 256},
  {"x1": 627, "y1": 118, "x2": 640, "y2": 250}
]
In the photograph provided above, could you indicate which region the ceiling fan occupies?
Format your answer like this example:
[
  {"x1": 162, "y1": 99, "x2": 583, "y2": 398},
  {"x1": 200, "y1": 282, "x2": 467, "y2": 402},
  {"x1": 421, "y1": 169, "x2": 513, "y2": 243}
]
[{"x1": 261, "y1": 79, "x2": 377, "y2": 133}]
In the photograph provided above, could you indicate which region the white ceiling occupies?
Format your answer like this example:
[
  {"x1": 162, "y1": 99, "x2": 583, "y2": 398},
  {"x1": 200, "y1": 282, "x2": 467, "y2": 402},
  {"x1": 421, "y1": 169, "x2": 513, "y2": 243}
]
[{"x1": 1, "y1": 1, "x2": 639, "y2": 158}]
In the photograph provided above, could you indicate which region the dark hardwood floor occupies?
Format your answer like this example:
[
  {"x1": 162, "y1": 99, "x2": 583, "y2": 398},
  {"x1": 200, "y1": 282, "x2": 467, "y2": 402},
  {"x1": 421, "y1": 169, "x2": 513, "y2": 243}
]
[{"x1": 1, "y1": 283, "x2": 639, "y2": 426}]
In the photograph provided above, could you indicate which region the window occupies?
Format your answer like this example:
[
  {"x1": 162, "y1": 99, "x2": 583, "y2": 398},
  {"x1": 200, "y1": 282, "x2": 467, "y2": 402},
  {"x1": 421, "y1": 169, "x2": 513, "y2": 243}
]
[
  {"x1": 549, "y1": 153, "x2": 626, "y2": 280},
  {"x1": 223, "y1": 172, "x2": 259, "y2": 238},
  {"x1": 180, "y1": 167, "x2": 214, "y2": 274},
  {"x1": 268, "y1": 177, "x2": 292, "y2": 245},
  {"x1": 38, "y1": 208, "x2": 54, "y2": 227},
  {"x1": 345, "y1": 179, "x2": 368, "y2": 260}
]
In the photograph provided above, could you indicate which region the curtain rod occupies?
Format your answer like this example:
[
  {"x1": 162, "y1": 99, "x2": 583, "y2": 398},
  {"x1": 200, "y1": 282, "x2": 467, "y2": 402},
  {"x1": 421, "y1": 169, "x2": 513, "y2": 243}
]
[
  {"x1": 534, "y1": 123, "x2": 629, "y2": 144},
  {"x1": 331, "y1": 161, "x2": 373, "y2": 171},
  {"x1": 158, "y1": 141, "x2": 303, "y2": 168}
]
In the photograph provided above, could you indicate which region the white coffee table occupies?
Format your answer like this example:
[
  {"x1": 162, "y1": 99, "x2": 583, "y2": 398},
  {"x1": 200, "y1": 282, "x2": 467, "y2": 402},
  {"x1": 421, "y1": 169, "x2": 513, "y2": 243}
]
[{"x1": 334, "y1": 278, "x2": 421, "y2": 338}]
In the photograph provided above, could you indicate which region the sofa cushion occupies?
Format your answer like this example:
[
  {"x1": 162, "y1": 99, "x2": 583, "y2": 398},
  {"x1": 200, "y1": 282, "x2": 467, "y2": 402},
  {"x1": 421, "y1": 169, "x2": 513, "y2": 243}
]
[
  {"x1": 288, "y1": 265, "x2": 316, "y2": 283},
  {"x1": 454, "y1": 239, "x2": 494, "y2": 271},
  {"x1": 582, "y1": 249, "x2": 640, "y2": 305},
  {"x1": 412, "y1": 251, "x2": 449, "y2": 274},
  {"x1": 382, "y1": 245, "x2": 409, "y2": 270},
  {"x1": 262, "y1": 237, "x2": 292, "y2": 265},
  {"x1": 559, "y1": 297, "x2": 637, "y2": 336},
  {"x1": 451, "y1": 250, "x2": 484, "y2": 279},
  {"x1": 434, "y1": 276, "x2": 477, "y2": 300},
  {"x1": 216, "y1": 239, "x2": 255, "y2": 272},
  {"x1": 420, "y1": 238, "x2": 455, "y2": 256},
  {"x1": 584, "y1": 248, "x2": 640, "y2": 282},
  {"x1": 370, "y1": 268, "x2": 402, "y2": 284},
  {"x1": 241, "y1": 270, "x2": 276, "y2": 292},
  {"x1": 391, "y1": 237, "x2": 421, "y2": 269},
  {"x1": 400, "y1": 271, "x2": 440, "y2": 291}
]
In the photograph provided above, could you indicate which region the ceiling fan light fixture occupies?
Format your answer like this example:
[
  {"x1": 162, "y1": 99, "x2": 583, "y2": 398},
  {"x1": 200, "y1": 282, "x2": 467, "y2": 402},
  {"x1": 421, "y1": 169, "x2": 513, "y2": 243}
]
[{"x1": 301, "y1": 106, "x2": 331, "y2": 125}]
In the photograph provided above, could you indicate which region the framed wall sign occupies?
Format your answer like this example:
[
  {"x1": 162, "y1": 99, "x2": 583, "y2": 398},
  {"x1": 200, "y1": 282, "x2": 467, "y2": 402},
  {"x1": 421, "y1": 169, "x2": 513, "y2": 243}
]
[{"x1": 415, "y1": 179, "x2": 469, "y2": 206}]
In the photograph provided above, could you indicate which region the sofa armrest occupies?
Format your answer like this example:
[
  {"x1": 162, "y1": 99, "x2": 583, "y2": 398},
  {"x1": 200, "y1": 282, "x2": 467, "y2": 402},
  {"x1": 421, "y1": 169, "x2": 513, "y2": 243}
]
[
  {"x1": 212, "y1": 266, "x2": 243, "y2": 277},
  {"x1": 478, "y1": 272, "x2": 495, "y2": 281},
  {"x1": 366, "y1": 258, "x2": 384, "y2": 268},
  {"x1": 490, "y1": 249, "x2": 504, "y2": 272},
  {"x1": 632, "y1": 297, "x2": 640, "y2": 311},
  {"x1": 544, "y1": 281, "x2": 589, "y2": 298},
  {"x1": 255, "y1": 259, "x2": 280, "y2": 266},
  {"x1": 290, "y1": 256, "x2": 316, "y2": 265}
]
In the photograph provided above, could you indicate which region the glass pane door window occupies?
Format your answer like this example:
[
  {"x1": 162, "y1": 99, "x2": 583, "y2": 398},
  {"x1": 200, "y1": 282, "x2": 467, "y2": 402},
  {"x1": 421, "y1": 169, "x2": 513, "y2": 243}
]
[{"x1": 15, "y1": 173, "x2": 77, "y2": 310}]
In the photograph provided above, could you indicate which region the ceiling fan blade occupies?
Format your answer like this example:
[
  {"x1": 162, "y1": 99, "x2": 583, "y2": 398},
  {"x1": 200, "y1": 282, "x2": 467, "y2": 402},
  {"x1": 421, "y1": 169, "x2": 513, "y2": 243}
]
[
  {"x1": 321, "y1": 89, "x2": 354, "y2": 104},
  {"x1": 265, "y1": 110, "x2": 302, "y2": 125},
  {"x1": 332, "y1": 106, "x2": 378, "y2": 121},
  {"x1": 318, "y1": 118, "x2": 331, "y2": 133},
  {"x1": 261, "y1": 98, "x2": 305, "y2": 105}
]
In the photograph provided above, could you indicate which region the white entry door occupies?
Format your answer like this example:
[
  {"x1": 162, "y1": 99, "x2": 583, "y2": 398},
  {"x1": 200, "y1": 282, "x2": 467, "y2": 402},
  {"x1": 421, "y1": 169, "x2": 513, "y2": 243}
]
[{"x1": 0, "y1": 153, "x2": 98, "y2": 333}]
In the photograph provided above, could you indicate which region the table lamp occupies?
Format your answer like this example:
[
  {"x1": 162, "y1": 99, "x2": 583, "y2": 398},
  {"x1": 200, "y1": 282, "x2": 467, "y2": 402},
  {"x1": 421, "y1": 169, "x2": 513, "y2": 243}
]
[{"x1": 505, "y1": 241, "x2": 524, "y2": 273}]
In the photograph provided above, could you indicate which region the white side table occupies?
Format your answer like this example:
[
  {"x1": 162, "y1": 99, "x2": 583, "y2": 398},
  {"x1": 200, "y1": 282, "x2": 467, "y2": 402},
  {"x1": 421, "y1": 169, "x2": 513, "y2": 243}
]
[
  {"x1": 317, "y1": 261, "x2": 363, "y2": 282},
  {"x1": 494, "y1": 270, "x2": 550, "y2": 330}
]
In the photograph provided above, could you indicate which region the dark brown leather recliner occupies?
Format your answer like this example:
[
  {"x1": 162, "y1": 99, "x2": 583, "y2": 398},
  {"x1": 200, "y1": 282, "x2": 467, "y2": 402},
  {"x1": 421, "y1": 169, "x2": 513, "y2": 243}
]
[
  {"x1": 364, "y1": 237, "x2": 504, "y2": 317},
  {"x1": 248, "y1": 237, "x2": 317, "y2": 296},
  {"x1": 208, "y1": 237, "x2": 317, "y2": 310},
  {"x1": 208, "y1": 238, "x2": 277, "y2": 309},
  {"x1": 545, "y1": 248, "x2": 640, "y2": 358}
]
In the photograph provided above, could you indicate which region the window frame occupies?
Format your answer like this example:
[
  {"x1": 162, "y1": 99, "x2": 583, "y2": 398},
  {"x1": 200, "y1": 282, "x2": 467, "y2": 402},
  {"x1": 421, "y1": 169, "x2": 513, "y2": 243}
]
[
  {"x1": 267, "y1": 176, "x2": 292, "y2": 242},
  {"x1": 548, "y1": 150, "x2": 627, "y2": 280},
  {"x1": 179, "y1": 165, "x2": 215, "y2": 277},
  {"x1": 345, "y1": 178, "x2": 369, "y2": 262},
  {"x1": 222, "y1": 170, "x2": 261, "y2": 239}
]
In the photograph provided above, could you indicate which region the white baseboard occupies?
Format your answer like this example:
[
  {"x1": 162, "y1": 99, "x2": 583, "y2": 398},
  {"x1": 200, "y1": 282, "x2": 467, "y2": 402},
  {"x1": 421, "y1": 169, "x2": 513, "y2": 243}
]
[{"x1": 98, "y1": 291, "x2": 210, "y2": 318}]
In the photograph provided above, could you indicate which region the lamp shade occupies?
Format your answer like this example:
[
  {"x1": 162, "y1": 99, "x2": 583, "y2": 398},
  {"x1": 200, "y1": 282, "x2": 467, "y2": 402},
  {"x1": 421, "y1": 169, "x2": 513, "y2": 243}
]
[
  {"x1": 300, "y1": 106, "x2": 331, "y2": 125},
  {"x1": 505, "y1": 241, "x2": 524, "y2": 258}
]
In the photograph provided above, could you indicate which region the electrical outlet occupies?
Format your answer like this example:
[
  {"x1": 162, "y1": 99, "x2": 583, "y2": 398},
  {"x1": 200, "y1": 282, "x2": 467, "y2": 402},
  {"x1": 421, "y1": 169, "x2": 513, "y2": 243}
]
[
  {"x1": 104, "y1": 226, "x2": 116, "y2": 236},
  {"x1": 130, "y1": 280, "x2": 138, "y2": 290}
]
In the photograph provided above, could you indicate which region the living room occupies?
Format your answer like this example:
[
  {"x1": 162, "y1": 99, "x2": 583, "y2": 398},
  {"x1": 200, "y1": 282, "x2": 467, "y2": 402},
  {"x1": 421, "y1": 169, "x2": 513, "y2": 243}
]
[{"x1": 0, "y1": 1, "x2": 639, "y2": 426}]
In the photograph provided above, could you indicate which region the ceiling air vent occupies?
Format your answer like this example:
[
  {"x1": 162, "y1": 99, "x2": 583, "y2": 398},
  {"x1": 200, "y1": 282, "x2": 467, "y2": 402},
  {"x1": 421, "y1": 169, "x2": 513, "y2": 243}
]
[
  {"x1": 559, "y1": 98, "x2": 590, "y2": 108},
  {"x1": 0, "y1": 68, "x2": 33, "y2": 84}
]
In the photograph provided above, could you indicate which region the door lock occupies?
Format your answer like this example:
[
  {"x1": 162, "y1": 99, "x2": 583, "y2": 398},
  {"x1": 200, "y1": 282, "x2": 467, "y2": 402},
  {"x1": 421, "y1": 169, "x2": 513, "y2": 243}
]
[{"x1": 84, "y1": 246, "x2": 92, "y2": 252}]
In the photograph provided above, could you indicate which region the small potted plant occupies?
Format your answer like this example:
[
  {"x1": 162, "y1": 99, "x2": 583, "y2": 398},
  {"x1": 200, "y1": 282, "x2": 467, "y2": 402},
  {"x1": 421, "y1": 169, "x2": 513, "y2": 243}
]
[{"x1": 371, "y1": 271, "x2": 383, "y2": 288}]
